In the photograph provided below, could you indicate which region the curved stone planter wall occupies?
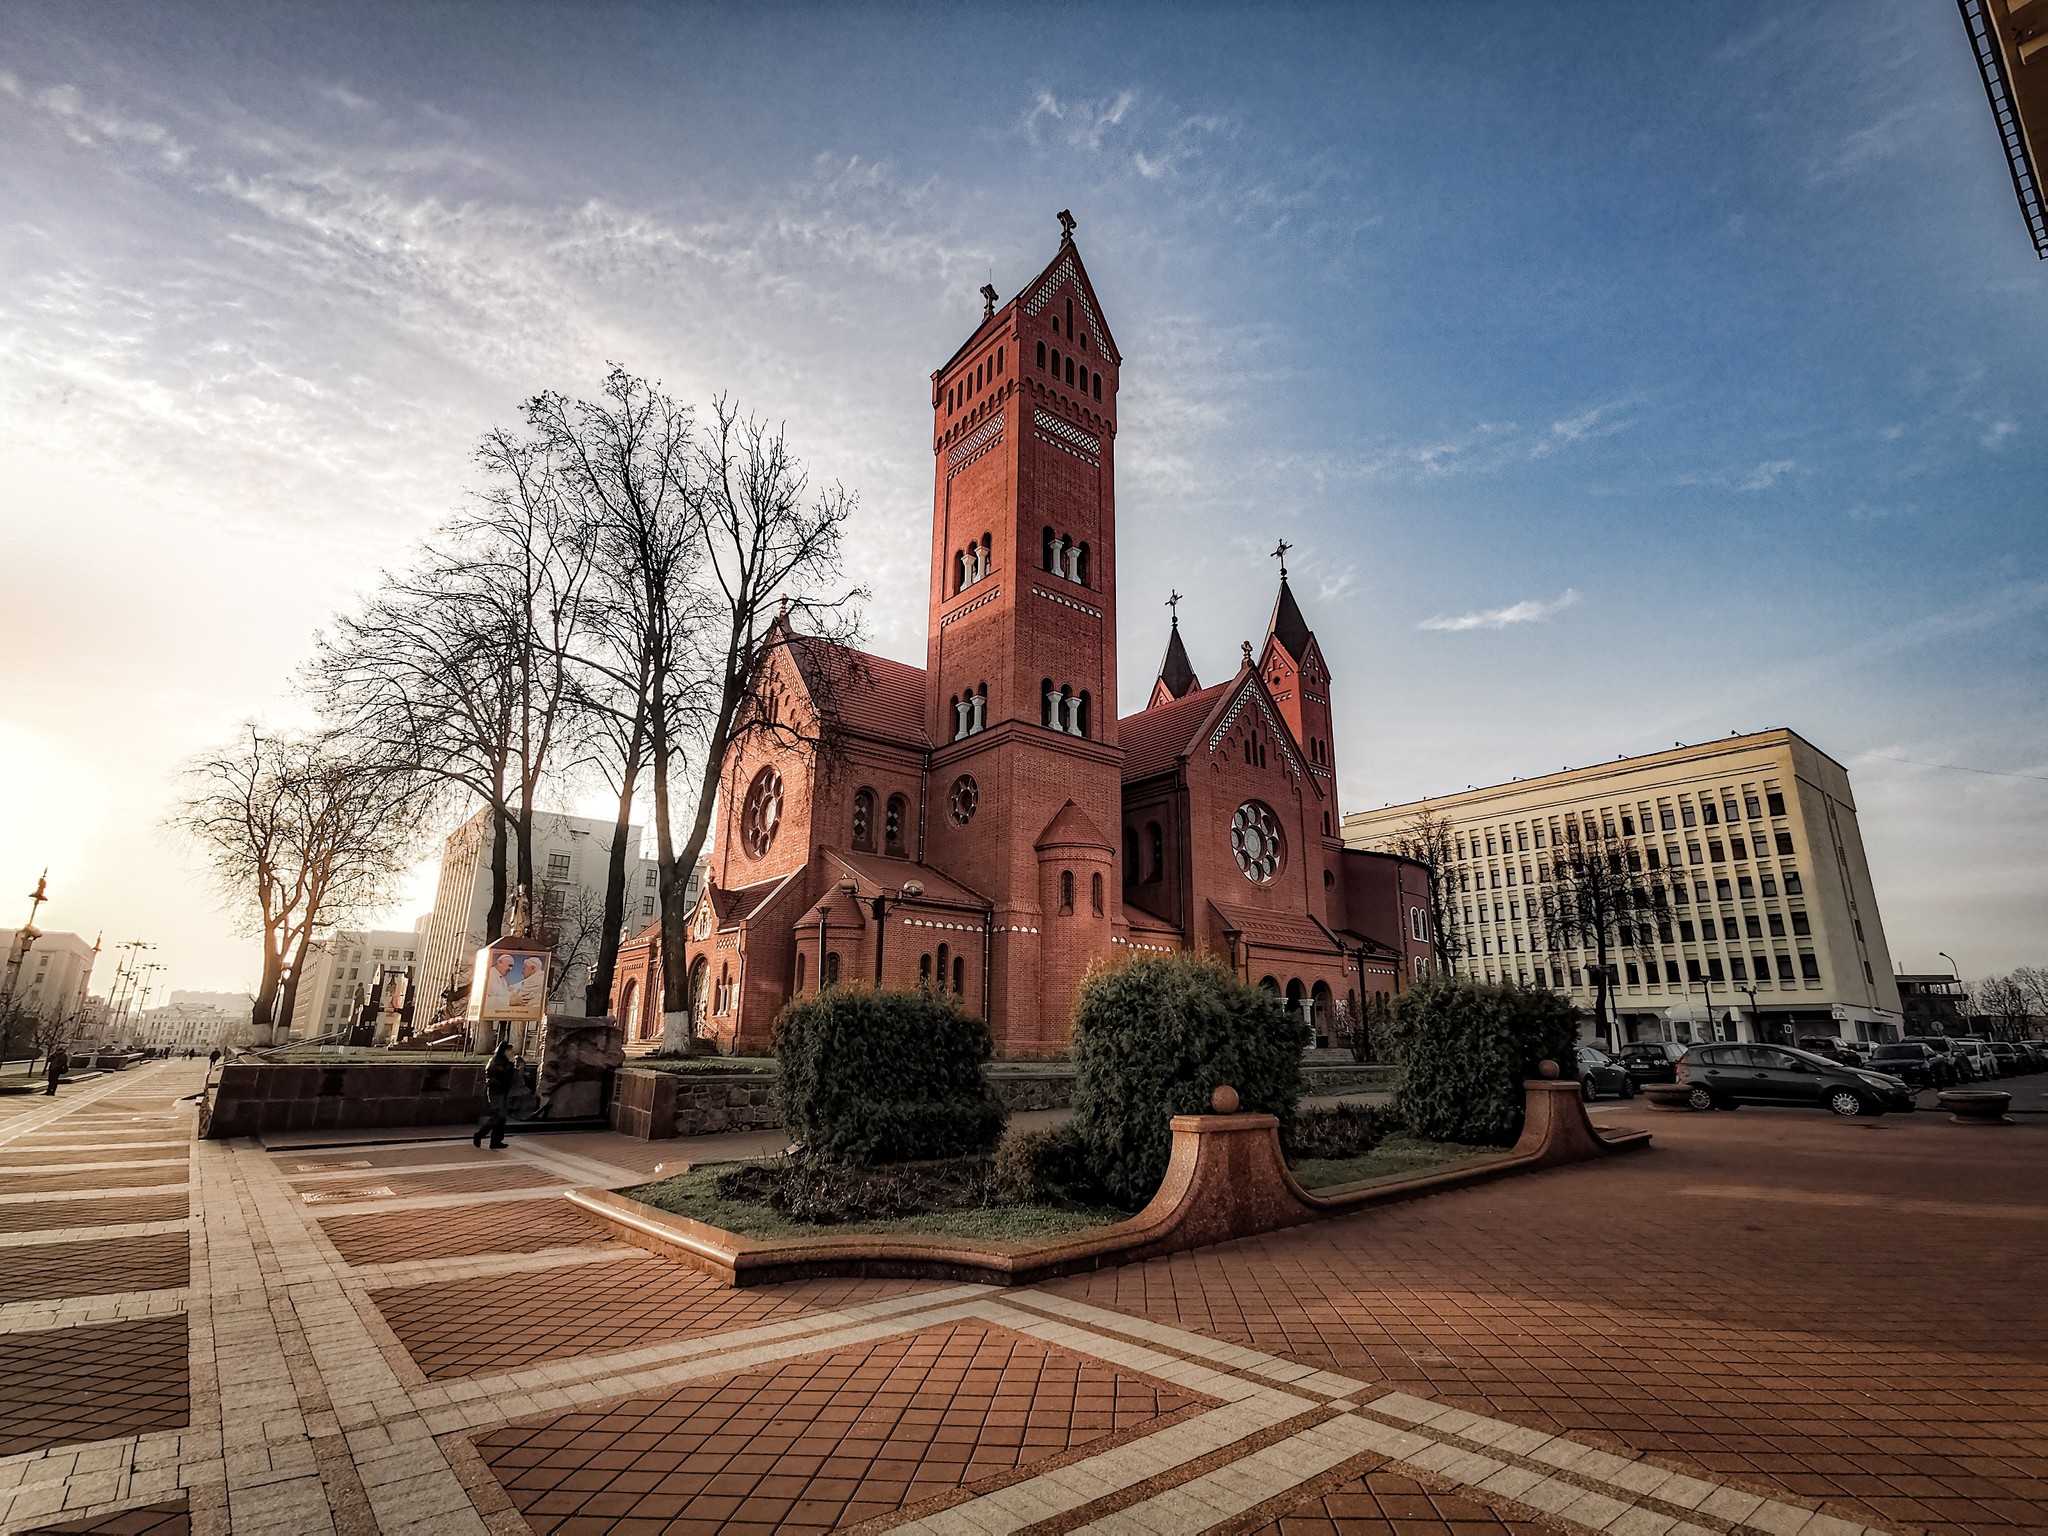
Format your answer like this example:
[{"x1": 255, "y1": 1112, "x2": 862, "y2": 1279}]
[{"x1": 571, "y1": 1078, "x2": 1650, "y2": 1287}]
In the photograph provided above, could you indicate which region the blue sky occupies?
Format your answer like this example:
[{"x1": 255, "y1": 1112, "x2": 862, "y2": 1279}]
[{"x1": 1, "y1": 1, "x2": 2042, "y2": 995}]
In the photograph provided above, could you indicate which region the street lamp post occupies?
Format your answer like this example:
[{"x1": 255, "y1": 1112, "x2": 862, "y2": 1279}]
[
  {"x1": 1, "y1": 872, "x2": 50, "y2": 1014},
  {"x1": 1937, "y1": 951, "x2": 1966, "y2": 1037},
  {"x1": 1738, "y1": 981, "x2": 1762, "y2": 1043},
  {"x1": 1694, "y1": 970, "x2": 1723, "y2": 1042}
]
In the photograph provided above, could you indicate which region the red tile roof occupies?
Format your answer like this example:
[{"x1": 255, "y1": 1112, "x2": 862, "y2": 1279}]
[
  {"x1": 1118, "y1": 681, "x2": 1230, "y2": 781},
  {"x1": 788, "y1": 637, "x2": 930, "y2": 750},
  {"x1": 1035, "y1": 800, "x2": 1113, "y2": 851}
]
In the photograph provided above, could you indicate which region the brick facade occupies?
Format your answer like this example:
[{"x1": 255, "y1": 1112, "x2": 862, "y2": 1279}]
[{"x1": 611, "y1": 221, "x2": 1433, "y2": 1058}]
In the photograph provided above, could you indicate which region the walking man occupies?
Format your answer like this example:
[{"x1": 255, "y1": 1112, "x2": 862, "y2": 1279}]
[
  {"x1": 475, "y1": 1039, "x2": 516, "y2": 1150},
  {"x1": 43, "y1": 1046, "x2": 68, "y2": 1096}
]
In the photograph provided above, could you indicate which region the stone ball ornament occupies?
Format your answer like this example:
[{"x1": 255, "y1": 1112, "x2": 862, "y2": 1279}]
[
  {"x1": 1210, "y1": 1084, "x2": 1241, "y2": 1114},
  {"x1": 1538, "y1": 1058, "x2": 1561, "y2": 1079}
]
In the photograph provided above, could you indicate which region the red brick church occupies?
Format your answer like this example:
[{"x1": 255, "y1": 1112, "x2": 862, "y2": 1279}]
[{"x1": 611, "y1": 216, "x2": 1434, "y2": 1057}]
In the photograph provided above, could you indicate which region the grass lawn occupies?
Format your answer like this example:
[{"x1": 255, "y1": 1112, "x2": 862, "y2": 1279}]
[
  {"x1": 1291, "y1": 1133, "x2": 1509, "y2": 1192},
  {"x1": 620, "y1": 1162, "x2": 1123, "y2": 1246}
]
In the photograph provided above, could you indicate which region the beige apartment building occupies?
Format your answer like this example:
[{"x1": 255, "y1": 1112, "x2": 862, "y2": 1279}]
[
  {"x1": 285, "y1": 926, "x2": 427, "y2": 1040},
  {"x1": 1345, "y1": 730, "x2": 1903, "y2": 1046}
]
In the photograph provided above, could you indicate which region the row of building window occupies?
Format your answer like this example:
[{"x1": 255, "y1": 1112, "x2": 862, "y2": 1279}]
[
  {"x1": 850, "y1": 788, "x2": 909, "y2": 856},
  {"x1": 945, "y1": 346, "x2": 1005, "y2": 416},
  {"x1": 1468, "y1": 902, "x2": 1808, "y2": 942},
  {"x1": 1531, "y1": 952, "x2": 1823, "y2": 989},
  {"x1": 1036, "y1": 340, "x2": 1104, "y2": 401},
  {"x1": 1455, "y1": 788, "x2": 1788, "y2": 862},
  {"x1": 1057, "y1": 869, "x2": 1107, "y2": 915}
]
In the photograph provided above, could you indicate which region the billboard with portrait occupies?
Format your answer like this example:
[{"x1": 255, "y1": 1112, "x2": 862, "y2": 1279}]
[{"x1": 467, "y1": 945, "x2": 550, "y2": 1023}]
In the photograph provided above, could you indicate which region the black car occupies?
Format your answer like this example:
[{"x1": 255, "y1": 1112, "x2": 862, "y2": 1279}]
[
  {"x1": 1615, "y1": 1040, "x2": 1687, "y2": 1085},
  {"x1": 1576, "y1": 1046, "x2": 1637, "y2": 1101},
  {"x1": 1675, "y1": 1043, "x2": 1916, "y2": 1116},
  {"x1": 1904, "y1": 1035, "x2": 1975, "y2": 1082},
  {"x1": 1863, "y1": 1041, "x2": 1953, "y2": 1090}
]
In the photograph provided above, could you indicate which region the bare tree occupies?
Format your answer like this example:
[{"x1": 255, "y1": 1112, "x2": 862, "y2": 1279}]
[
  {"x1": 653, "y1": 398, "x2": 866, "y2": 1041},
  {"x1": 1537, "y1": 814, "x2": 1672, "y2": 1051},
  {"x1": 538, "y1": 884, "x2": 609, "y2": 1007},
  {"x1": 309, "y1": 419, "x2": 597, "y2": 947},
  {"x1": 170, "y1": 726, "x2": 418, "y2": 1042},
  {"x1": 1382, "y1": 805, "x2": 1465, "y2": 973},
  {"x1": 1970, "y1": 973, "x2": 2033, "y2": 1041},
  {"x1": 2011, "y1": 966, "x2": 2048, "y2": 1033}
]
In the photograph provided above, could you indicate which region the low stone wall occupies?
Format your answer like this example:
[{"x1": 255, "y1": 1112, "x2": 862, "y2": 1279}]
[
  {"x1": 200, "y1": 1061, "x2": 486, "y2": 1139},
  {"x1": 610, "y1": 1068, "x2": 779, "y2": 1140},
  {"x1": 988, "y1": 1072, "x2": 1074, "y2": 1112}
]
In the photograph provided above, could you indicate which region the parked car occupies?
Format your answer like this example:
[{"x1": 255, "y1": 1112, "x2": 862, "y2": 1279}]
[
  {"x1": 2017, "y1": 1041, "x2": 2048, "y2": 1072},
  {"x1": 1863, "y1": 1041, "x2": 1952, "y2": 1090},
  {"x1": 1953, "y1": 1039, "x2": 2000, "y2": 1079},
  {"x1": 1799, "y1": 1036, "x2": 1869, "y2": 1067},
  {"x1": 1576, "y1": 1046, "x2": 1637, "y2": 1101},
  {"x1": 1674, "y1": 1043, "x2": 1916, "y2": 1116},
  {"x1": 1987, "y1": 1041, "x2": 2025, "y2": 1076},
  {"x1": 1906, "y1": 1035, "x2": 1976, "y2": 1081},
  {"x1": 1615, "y1": 1040, "x2": 1687, "y2": 1085}
]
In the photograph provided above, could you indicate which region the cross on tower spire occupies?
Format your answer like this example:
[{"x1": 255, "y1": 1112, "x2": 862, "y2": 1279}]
[
  {"x1": 1165, "y1": 590, "x2": 1182, "y2": 625},
  {"x1": 1057, "y1": 208, "x2": 1077, "y2": 241},
  {"x1": 1271, "y1": 540, "x2": 1292, "y2": 579}
]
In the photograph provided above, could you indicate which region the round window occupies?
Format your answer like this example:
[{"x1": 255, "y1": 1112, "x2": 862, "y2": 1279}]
[
  {"x1": 1230, "y1": 801, "x2": 1284, "y2": 884},
  {"x1": 949, "y1": 774, "x2": 979, "y2": 826},
  {"x1": 740, "y1": 766, "x2": 783, "y2": 859}
]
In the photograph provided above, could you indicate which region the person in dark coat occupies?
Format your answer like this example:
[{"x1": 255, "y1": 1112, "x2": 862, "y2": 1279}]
[
  {"x1": 475, "y1": 1040, "x2": 517, "y2": 1149},
  {"x1": 43, "y1": 1047, "x2": 69, "y2": 1096}
]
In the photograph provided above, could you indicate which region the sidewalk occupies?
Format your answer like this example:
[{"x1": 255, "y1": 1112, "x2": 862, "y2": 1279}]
[{"x1": 1, "y1": 1065, "x2": 2041, "y2": 1533}]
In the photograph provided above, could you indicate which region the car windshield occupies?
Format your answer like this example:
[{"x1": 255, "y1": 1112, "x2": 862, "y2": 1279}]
[
  {"x1": 1578, "y1": 1048, "x2": 1609, "y2": 1065},
  {"x1": 1870, "y1": 1046, "x2": 1920, "y2": 1061}
]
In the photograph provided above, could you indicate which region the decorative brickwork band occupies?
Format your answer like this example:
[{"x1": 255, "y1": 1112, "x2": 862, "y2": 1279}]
[
  {"x1": 946, "y1": 414, "x2": 1004, "y2": 476},
  {"x1": 1032, "y1": 407, "x2": 1101, "y2": 465}
]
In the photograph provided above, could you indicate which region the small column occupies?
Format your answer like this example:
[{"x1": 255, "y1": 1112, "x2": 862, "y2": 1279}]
[
  {"x1": 955, "y1": 699, "x2": 972, "y2": 740},
  {"x1": 1044, "y1": 690, "x2": 1062, "y2": 730},
  {"x1": 1048, "y1": 535, "x2": 1066, "y2": 575},
  {"x1": 1063, "y1": 694, "x2": 1084, "y2": 737},
  {"x1": 959, "y1": 550, "x2": 973, "y2": 590},
  {"x1": 969, "y1": 691, "x2": 986, "y2": 734},
  {"x1": 1064, "y1": 544, "x2": 1083, "y2": 585}
]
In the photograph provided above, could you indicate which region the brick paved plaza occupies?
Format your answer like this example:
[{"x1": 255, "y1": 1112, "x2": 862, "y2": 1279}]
[{"x1": 1, "y1": 1061, "x2": 2043, "y2": 1535}]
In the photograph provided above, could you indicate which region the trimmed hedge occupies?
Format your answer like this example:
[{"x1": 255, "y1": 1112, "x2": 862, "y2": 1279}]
[
  {"x1": 1386, "y1": 975, "x2": 1582, "y2": 1146},
  {"x1": 1070, "y1": 953, "x2": 1309, "y2": 1209},
  {"x1": 1282, "y1": 1101, "x2": 1403, "y2": 1162},
  {"x1": 770, "y1": 987, "x2": 1006, "y2": 1165}
]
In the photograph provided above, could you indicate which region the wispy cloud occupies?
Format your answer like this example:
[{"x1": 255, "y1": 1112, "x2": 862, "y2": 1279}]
[
  {"x1": 1672, "y1": 457, "x2": 1801, "y2": 492},
  {"x1": 1419, "y1": 589, "x2": 1580, "y2": 633}
]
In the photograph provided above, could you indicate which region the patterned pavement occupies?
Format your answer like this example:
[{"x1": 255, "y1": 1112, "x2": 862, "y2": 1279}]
[{"x1": 0, "y1": 1061, "x2": 2043, "y2": 1535}]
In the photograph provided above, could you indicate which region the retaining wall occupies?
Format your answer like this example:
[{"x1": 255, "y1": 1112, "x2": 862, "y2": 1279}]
[{"x1": 200, "y1": 1060, "x2": 487, "y2": 1139}]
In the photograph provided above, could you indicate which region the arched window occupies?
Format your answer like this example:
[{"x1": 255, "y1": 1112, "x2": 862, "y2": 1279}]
[
  {"x1": 1124, "y1": 827, "x2": 1140, "y2": 879},
  {"x1": 1042, "y1": 678, "x2": 1058, "y2": 731},
  {"x1": 1074, "y1": 542, "x2": 1089, "y2": 586},
  {"x1": 1065, "y1": 356, "x2": 1075, "y2": 386},
  {"x1": 1091, "y1": 871, "x2": 1104, "y2": 914},
  {"x1": 885, "y1": 794, "x2": 907, "y2": 856},
  {"x1": 1036, "y1": 340, "x2": 1046, "y2": 370},
  {"x1": 795, "y1": 953, "x2": 806, "y2": 995},
  {"x1": 937, "y1": 942, "x2": 950, "y2": 983},
  {"x1": 1051, "y1": 347, "x2": 1061, "y2": 379},
  {"x1": 1059, "y1": 870, "x2": 1075, "y2": 914},
  {"x1": 953, "y1": 955, "x2": 965, "y2": 995},
  {"x1": 1322, "y1": 811, "x2": 1332, "y2": 836},
  {"x1": 919, "y1": 953, "x2": 931, "y2": 985},
  {"x1": 1092, "y1": 371, "x2": 1102, "y2": 401},
  {"x1": 1078, "y1": 689, "x2": 1092, "y2": 739},
  {"x1": 688, "y1": 957, "x2": 709, "y2": 1025},
  {"x1": 1148, "y1": 822, "x2": 1164, "y2": 881},
  {"x1": 996, "y1": 346, "x2": 1004, "y2": 373},
  {"x1": 852, "y1": 788, "x2": 875, "y2": 853},
  {"x1": 621, "y1": 978, "x2": 642, "y2": 1040},
  {"x1": 1259, "y1": 975, "x2": 1280, "y2": 995},
  {"x1": 825, "y1": 951, "x2": 840, "y2": 986}
]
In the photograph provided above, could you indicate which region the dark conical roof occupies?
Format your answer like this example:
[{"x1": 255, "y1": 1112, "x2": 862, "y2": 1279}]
[
  {"x1": 1267, "y1": 575, "x2": 1313, "y2": 661},
  {"x1": 1156, "y1": 621, "x2": 1199, "y2": 700}
]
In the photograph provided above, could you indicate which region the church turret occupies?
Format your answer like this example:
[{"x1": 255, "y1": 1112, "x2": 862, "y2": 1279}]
[
  {"x1": 1147, "y1": 591, "x2": 1200, "y2": 707},
  {"x1": 1258, "y1": 543, "x2": 1339, "y2": 832}
]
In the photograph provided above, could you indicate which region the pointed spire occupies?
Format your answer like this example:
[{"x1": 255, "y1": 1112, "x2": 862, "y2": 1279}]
[
  {"x1": 1267, "y1": 567, "x2": 1313, "y2": 662},
  {"x1": 1155, "y1": 616, "x2": 1199, "y2": 701}
]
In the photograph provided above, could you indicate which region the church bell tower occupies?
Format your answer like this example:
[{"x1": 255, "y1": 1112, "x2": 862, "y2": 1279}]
[{"x1": 921, "y1": 212, "x2": 1125, "y2": 1052}]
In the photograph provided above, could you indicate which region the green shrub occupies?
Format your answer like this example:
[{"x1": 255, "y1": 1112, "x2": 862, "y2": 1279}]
[
  {"x1": 991, "y1": 1123, "x2": 1102, "y2": 1207},
  {"x1": 714, "y1": 1156, "x2": 996, "y2": 1224},
  {"x1": 1282, "y1": 1101, "x2": 1403, "y2": 1162},
  {"x1": 1386, "y1": 975, "x2": 1582, "y2": 1146},
  {"x1": 1069, "y1": 953, "x2": 1309, "y2": 1209},
  {"x1": 771, "y1": 986, "x2": 1006, "y2": 1165}
]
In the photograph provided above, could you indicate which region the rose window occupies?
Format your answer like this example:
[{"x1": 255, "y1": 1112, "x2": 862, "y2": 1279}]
[
  {"x1": 1230, "y1": 801, "x2": 1284, "y2": 884},
  {"x1": 949, "y1": 775, "x2": 979, "y2": 826},
  {"x1": 741, "y1": 766, "x2": 783, "y2": 859}
]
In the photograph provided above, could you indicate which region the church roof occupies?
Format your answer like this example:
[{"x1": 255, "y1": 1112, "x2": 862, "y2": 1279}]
[
  {"x1": 1035, "y1": 799, "x2": 1114, "y2": 851},
  {"x1": 1267, "y1": 575, "x2": 1313, "y2": 662},
  {"x1": 1210, "y1": 901, "x2": 1346, "y2": 958},
  {"x1": 1154, "y1": 622, "x2": 1199, "y2": 701},
  {"x1": 1119, "y1": 681, "x2": 1231, "y2": 781},
  {"x1": 824, "y1": 850, "x2": 990, "y2": 909},
  {"x1": 785, "y1": 635, "x2": 931, "y2": 750}
]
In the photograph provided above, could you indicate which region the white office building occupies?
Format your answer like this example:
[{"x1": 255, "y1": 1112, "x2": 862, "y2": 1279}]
[
  {"x1": 0, "y1": 929, "x2": 97, "y2": 1025},
  {"x1": 416, "y1": 808, "x2": 655, "y2": 1022},
  {"x1": 286, "y1": 928, "x2": 427, "y2": 1040}
]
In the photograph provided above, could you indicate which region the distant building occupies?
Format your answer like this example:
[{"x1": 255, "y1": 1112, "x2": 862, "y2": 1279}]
[
  {"x1": 0, "y1": 929, "x2": 97, "y2": 1025},
  {"x1": 416, "y1": 808, "x2": 654, "y2": 1020},
  {"x1": 1345, "y1": 729, "x2": 1904, "y2": 1046},
  {"x1": 286, "y1": 929, "x2": 424, "y2": 1040},
  {"x1": 134, "y1": 991, "x2": 249, "y2": 1053},
  {"x1": 1895, "y1": 973, "x2": 1970, "y2": 1036}
]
